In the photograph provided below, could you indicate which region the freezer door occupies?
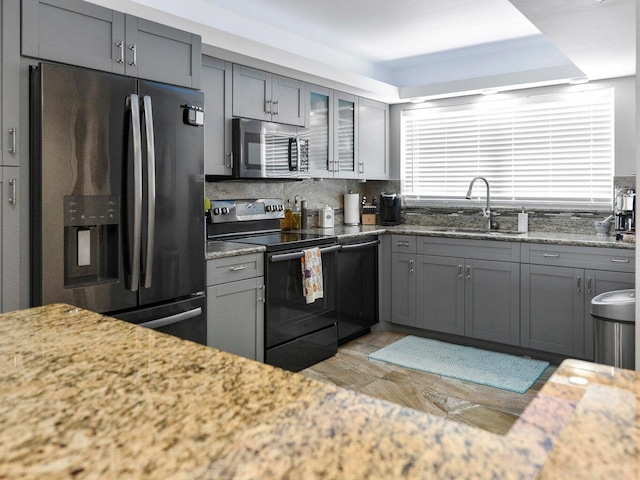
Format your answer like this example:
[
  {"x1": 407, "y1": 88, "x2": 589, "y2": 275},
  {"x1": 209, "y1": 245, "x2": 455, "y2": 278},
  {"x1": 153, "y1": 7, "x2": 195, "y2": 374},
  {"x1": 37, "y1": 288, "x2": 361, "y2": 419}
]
[
  {"x1": 31, "y1": 63, "x2": 138, "y2": 312},
  {"x1": 135, "y1": 80, "x2": 205, "y2": 305},
  {"x1": 112, "y1": 294, "x2": 206, "y2": 345}
]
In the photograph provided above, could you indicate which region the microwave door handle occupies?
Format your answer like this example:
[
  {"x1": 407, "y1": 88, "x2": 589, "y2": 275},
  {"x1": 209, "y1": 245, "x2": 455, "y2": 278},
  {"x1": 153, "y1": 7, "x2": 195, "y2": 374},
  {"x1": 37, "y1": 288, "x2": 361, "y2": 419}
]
[
  {"x1": 288, "y1": 137, "x2": 297, "y2": 171},
  {"x1": 126, "y1": 94, "x2": 142, "y2": 292},
  {"x1": 142, "y1": 95, "x2": 156, "y2": 289}
]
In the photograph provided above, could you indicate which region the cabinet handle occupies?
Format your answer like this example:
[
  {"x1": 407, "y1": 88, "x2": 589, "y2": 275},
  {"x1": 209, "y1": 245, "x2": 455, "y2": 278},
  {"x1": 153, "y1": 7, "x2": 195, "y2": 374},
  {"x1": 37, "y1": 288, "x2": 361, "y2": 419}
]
[
  {"x1": 409, "y1": 259, "x2": 414, "y2": 274},
  {"x1": 116, "y1": 41, "x2": 124, "y2": 64},
  {"x1": 226, "y1": 152, "x2": 233, "y2": 168},
  {"x1": 359, "y1": 162, "x2": 364, "y2": 174},
  {"x1": 265, "y1": 100, "x2": 272, "y2": 114},
  {"x1": 8, "y1": 127, "x2": 17, "y2": 154},
  {"x1": 587, "y1": 276, "x2": 593, "y2": 294},
  {"x1": 258, "y1": 285, "x2": 266, "y2": 303},
  {"x1": 466, "y1": 265, "x2": 471, "y2": 280},
  {"x1": 273, "y1": 101, "x2": 279, "y2": 116},
  {"x1": 458, "y1": 264, "x2": 463, "y2": 279},
  {"x1": 8, "y1": 178, "x2": 17, "y2": 205},
  {"x1": 610, "y1": 258, "x2": 629, "y2": 263},
  {"x1": 230, "y1": 265, "x2": 247, "y2": 271},
  {"x1": 576, "y1": 276, "x2": 582, "y2": 293},
  {"x1": 128, "y1": 44, "x2": 137, "y2": 66},
  {"x1": 396, "y1": 241, "x2": 409, "y2": 247},
  {"x1": 542, "y1": 253, "x2": 560, "y2": 258}
]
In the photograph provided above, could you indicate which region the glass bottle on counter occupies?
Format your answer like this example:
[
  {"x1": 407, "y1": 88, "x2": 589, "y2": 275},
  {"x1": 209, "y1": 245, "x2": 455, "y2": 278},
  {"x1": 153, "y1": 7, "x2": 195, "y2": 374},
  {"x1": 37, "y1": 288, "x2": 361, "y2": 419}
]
[
  {"x1": 281, "y1": 198, "x2": 293, "y2": 230},
  {"x1": 291, "y1": 195, "x2": 302, "y2": 230}
]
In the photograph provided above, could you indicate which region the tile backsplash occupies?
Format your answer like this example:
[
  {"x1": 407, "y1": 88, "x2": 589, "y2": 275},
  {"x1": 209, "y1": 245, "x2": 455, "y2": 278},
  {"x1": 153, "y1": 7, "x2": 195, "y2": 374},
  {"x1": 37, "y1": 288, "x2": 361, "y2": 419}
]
[{"x1": 206, "y1": 176, "x2": 635, "y2": 235}]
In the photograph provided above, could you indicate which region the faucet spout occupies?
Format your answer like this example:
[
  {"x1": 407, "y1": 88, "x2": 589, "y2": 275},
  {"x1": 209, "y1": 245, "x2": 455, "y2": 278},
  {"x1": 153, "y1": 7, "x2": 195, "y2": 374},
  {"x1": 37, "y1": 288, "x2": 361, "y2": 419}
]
[{"x1": 465, "y1": 176, "x2": 492, "y2": 230}]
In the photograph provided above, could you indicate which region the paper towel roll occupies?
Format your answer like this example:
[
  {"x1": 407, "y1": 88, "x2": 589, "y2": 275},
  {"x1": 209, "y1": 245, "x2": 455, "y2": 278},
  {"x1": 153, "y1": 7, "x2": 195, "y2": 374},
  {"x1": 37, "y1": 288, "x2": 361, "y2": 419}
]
[{"x1": 344, "y1": 193, "x2": 360, "y2": 225}]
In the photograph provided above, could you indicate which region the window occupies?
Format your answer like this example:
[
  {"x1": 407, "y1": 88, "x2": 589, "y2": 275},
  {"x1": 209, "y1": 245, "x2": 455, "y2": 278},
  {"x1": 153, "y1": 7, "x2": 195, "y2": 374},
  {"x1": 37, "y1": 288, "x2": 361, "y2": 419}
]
[{"x1": 401, "y1": 88, "x2": 614, "y2": 208}]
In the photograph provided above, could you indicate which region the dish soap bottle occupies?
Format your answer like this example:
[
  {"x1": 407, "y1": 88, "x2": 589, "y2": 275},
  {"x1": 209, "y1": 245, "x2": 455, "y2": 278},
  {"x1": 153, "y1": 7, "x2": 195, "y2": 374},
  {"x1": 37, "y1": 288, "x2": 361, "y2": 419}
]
[{"x1": 281, "y1": 198, "x2": 293, "y2": 230}]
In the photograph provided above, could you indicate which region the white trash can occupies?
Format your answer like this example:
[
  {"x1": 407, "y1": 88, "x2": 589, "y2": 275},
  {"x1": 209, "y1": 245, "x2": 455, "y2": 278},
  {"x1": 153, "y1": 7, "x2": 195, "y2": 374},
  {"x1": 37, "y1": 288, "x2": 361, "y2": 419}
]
[{"x1": 590, "y1": 289, "x2": 635, "y2": 369}]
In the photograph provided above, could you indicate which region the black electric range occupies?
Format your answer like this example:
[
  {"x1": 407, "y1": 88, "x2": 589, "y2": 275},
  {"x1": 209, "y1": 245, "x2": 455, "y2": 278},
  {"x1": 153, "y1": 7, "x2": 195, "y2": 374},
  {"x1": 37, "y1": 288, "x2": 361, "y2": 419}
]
[{"x1": 207, "y1": 198, "x2": 339, "y2": 372}]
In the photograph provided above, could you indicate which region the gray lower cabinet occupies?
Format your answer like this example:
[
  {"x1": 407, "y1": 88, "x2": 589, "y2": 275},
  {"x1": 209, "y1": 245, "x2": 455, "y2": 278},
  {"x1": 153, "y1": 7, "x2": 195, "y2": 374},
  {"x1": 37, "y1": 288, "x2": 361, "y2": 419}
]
[
  {"x1": 232, "y1": 65, "x2": 308, "y2": 127},
  {"x1": 390, "y1": 252, "x2": 416, "y2": 326},
  {"x1": 415, "y1": 254, "x2": 520, "y2": 344},
  {"x1": 22, "y1": 0, "x2": 201, "y2": 88},
  {"x1": 1, "y1": 166, "x2": 21, "y2": 313},
  {"x1": 386, "y1": 235, "x2": 635, "y2": 357},
  {"x1": 520, "y1": 244, "x2": 635, "y2": 360},
  {"x1": 390, "y1": 235, "x2": 520, "y2": 345},
  {"x1": 201, "y1": 56, "x2": 233, "y2": 176},
  {"x1": 206, "y1": 254, "x2": 265, "y2": 361}
]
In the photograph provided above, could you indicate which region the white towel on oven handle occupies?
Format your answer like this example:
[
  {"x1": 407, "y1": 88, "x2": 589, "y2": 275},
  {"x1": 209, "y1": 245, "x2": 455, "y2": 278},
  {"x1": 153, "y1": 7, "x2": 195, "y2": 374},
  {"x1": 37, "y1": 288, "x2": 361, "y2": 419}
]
[{"x1": 301, "y1": 247, "x2": 323, "y2": 304}]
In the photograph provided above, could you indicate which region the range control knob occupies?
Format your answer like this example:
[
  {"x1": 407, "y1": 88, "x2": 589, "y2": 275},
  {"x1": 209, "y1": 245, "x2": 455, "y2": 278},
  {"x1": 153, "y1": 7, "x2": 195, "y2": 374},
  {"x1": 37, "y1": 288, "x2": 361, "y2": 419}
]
[
  {"x1": 213, "y1": 207, "x2": 220, "y2": 215},
  {"x1": 266, "y1": 205, "x2": 273, "y2": 212},
  {"x1": 221, "y1": 207, "x2": 229, "y2": 215},
  {"x1": 278, "y1": 204, "x2": 284, "y2": 211}
]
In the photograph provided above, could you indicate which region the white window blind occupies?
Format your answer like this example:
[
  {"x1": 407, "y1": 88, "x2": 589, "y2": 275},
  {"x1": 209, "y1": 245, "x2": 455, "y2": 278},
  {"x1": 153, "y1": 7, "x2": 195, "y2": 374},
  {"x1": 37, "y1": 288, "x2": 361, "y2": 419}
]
[{"x1": 402, "y1": 88, "x2": 614, "y2": 208}]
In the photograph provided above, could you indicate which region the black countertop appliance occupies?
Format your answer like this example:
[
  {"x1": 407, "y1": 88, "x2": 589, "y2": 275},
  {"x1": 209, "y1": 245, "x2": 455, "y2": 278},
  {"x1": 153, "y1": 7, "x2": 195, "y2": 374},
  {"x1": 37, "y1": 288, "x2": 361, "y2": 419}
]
[{"x1": 380, "y1": 192, "x2": 402, "y2": 226}]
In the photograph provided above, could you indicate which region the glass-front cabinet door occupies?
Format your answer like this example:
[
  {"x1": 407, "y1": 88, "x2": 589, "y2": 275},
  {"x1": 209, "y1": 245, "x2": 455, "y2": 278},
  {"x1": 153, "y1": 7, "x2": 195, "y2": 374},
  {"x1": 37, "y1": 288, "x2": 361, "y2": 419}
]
[
  {"x1": 334, "y1": 92, "x2": 358, "y2": 179},
  {"x1": 308, "y1": 85, "x2": 333, "y2": 178}
]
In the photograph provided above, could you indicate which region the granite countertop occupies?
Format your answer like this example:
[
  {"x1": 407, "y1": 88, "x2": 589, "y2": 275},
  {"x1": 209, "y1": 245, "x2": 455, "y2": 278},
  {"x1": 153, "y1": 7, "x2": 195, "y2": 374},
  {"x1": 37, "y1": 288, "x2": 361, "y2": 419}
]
[
  {"x1": 1, "y1": 304, "x2": 636, "y2": 479},
  {"x1": 206, "y1": 225, "x2": 633, "y2": 260}
]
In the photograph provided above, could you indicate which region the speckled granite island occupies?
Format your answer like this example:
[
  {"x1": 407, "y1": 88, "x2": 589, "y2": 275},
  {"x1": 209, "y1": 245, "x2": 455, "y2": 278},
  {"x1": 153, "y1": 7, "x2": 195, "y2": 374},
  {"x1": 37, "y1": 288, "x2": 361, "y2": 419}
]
[{"x1": 1, "y1": 304, "x2": 637, "y2": 479}]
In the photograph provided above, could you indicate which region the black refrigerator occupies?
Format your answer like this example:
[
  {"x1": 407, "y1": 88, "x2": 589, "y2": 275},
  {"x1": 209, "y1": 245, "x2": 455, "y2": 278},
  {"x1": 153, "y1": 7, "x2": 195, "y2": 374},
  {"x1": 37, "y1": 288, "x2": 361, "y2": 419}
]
[{"x1": 30, "y1": 62, "x2": 206, "y2": 344}]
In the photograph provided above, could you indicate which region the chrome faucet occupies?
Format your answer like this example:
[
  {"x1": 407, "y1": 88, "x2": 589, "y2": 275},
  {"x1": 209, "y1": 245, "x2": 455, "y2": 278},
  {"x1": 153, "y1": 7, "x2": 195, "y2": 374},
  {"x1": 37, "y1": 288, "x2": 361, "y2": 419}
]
[{"x1": 465, "y1": 176, "x2": 493, "y2": 230}]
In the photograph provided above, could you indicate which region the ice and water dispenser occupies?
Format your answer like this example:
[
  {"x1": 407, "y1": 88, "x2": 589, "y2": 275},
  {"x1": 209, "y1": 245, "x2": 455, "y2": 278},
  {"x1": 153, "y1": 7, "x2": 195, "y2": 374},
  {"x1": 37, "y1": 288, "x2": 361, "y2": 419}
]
[{"x1": 63, "y1": 195, "x2": 119, "y2": 287}]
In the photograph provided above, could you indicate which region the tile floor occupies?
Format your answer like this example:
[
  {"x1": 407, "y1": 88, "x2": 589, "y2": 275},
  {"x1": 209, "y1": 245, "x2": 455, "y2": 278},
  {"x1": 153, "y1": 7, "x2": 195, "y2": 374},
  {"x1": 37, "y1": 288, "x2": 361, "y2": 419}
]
[{"x1": 300, "y1": 331, "x2": 556, "y2": 435}]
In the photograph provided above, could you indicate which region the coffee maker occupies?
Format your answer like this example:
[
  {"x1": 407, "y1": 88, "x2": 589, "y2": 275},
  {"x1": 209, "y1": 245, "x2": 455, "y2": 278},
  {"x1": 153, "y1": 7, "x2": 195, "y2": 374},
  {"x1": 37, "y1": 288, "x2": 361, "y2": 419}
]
[
  {"x1": 614, "y1": 186, "x2": 635, "y2": 239},
  {"x1": 380, "y1": 192, "x2": 402, "y2": 226}
]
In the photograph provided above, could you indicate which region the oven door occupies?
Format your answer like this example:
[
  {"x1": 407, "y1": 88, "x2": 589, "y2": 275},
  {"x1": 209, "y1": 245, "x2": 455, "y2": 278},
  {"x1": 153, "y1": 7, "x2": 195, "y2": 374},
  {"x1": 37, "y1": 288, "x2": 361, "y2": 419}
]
[{"x1": 265, "y1": 245, "x2": 339, "y2": 371}]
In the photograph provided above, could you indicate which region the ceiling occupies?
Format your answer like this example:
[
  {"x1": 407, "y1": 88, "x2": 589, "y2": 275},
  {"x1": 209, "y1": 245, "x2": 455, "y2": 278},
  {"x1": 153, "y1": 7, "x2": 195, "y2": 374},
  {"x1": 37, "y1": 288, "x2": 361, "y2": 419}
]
[{"x1": 119, "y1": 0, "x2": 635, "y2": 102}]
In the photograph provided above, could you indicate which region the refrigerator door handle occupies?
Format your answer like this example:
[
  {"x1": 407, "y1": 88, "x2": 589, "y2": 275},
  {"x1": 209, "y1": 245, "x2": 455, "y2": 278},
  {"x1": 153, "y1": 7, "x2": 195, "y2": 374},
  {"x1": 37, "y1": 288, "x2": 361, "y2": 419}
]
[
  {"x1": 127, "y1": 93, "x2": 143, "y2": 292},
  {"x1": 142, "y1": 95, "x2": 156, "y2": 289},
  {"x1": 138, "y1": 307, "x2": 203, "y2": 330}
]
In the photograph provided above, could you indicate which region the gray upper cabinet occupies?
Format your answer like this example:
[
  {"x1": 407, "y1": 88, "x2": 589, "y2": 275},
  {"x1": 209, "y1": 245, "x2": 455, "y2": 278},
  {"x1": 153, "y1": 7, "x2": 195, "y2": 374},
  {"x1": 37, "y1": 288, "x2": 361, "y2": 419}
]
[
  {"x1": 202, "y1": 56, "x2": 233, "y2": 176},
  {"x1": 123, "y1": 16, "x2": 201, "y2": 88},
  {"x1": 308, "y1": 85, "x2": 333, "y2": 178},
  {"x1": 2, "y1": 0, "x2": 20, "y2": 168},
  {"x1": 358, "y1": 97, "x2": 389, "y2": 180},
  {"x1": 333, "y1": 92, "x2": 358, "y2": 179},
  {"x1": 22, "y1": 0, "x2": 201, "y2": 88},
  {"x1": 232, "y1": 64, "x2": 308, "y2": 127}
]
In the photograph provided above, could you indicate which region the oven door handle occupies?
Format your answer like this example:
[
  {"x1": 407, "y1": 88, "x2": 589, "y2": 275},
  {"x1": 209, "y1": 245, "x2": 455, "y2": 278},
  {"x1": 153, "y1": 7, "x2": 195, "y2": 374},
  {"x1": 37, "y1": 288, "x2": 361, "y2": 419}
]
[
  {"x1": 340, "y1": 239, "x2": 380, "y2": 251},
  {"x1": 269, "y1": 244, "x2": 340, "y2": 263}
]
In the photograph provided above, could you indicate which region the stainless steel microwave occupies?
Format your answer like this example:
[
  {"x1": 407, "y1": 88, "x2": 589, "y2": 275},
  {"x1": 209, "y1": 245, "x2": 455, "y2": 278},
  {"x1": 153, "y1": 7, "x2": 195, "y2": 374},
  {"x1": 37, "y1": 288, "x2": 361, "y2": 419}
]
[{"x1": 232, "y1": 118, "x2": 310, "y2": 179}]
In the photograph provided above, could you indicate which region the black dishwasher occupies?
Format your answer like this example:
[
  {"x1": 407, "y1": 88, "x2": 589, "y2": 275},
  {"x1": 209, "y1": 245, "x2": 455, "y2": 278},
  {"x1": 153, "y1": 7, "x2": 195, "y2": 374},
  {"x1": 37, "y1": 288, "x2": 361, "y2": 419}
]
[{"x1": 337, "y1": 236, "x2": 379, "y2": 344}]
